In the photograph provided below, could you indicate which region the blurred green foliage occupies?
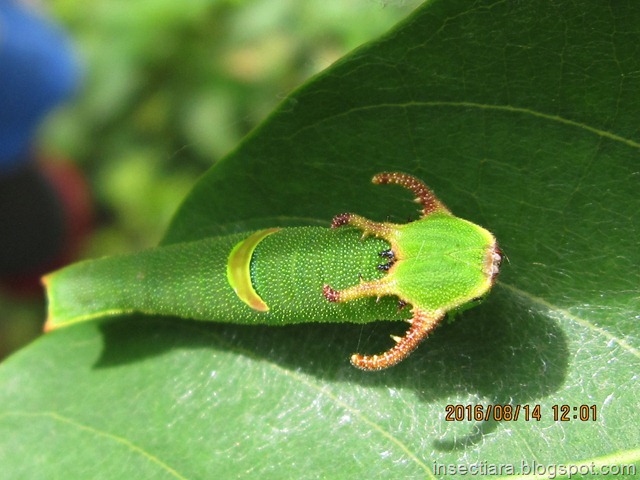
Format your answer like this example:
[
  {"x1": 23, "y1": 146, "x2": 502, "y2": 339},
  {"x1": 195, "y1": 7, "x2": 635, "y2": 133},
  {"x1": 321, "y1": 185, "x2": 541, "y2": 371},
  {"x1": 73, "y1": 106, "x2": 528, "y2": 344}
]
[
  {"x1": 1, "y1": 0, "x2": 421, "y2": 359},
  {"x1": 45, "y1": 0, "x2": 422, "y2": 250}
]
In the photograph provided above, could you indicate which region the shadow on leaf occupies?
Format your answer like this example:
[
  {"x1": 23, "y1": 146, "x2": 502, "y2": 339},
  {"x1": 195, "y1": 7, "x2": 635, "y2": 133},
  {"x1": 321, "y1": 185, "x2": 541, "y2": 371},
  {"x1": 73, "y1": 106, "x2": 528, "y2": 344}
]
[{"x1": 95, "y1": 285, "x2": 568, "y2": 451}]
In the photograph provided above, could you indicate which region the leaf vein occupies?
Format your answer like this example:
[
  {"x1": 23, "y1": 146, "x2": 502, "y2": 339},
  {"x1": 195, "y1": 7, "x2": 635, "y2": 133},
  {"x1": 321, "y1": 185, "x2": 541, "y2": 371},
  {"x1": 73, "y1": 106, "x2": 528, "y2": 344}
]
[
  {"x1": 0, "y1": 411, "x2": 188, "y2": 480},
  {"x1": 500, "y1": 283, "x2": 640, "y2": 360},
  {"x1": 288, "y1": 101, "x2": 640, "y2": 149}
]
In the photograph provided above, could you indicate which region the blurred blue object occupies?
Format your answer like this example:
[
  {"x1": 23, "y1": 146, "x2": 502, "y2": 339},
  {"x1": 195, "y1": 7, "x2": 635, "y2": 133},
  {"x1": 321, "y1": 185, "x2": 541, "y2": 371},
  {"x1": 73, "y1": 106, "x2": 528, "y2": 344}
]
[
  {"x1": 0, "y1": 0, "x2": 78, "y2": 171},
  {"x1": 0, "y1": 1, "x2": 90, "y2": 293}
]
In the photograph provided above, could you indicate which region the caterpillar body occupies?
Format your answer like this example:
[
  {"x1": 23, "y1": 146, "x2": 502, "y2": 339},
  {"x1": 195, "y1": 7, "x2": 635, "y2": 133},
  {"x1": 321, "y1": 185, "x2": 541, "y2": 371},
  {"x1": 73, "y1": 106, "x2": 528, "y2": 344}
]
[{"x1": 44, "y1": 172, "x2": 501, "y2": 370}]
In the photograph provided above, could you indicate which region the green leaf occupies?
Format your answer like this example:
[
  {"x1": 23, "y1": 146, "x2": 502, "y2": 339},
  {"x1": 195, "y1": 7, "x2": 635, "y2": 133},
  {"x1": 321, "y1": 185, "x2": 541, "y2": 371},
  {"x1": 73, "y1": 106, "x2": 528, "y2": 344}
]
[{"x1": 2, "y1": 1, "x2": 639, "y2": 478}]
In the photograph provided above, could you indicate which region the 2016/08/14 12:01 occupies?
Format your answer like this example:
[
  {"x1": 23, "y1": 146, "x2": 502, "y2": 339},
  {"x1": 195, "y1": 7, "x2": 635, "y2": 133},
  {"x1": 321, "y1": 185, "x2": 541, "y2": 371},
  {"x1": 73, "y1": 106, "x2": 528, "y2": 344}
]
[{"x1": 445, "y1": 404, "x2": 598, "y2": 422}]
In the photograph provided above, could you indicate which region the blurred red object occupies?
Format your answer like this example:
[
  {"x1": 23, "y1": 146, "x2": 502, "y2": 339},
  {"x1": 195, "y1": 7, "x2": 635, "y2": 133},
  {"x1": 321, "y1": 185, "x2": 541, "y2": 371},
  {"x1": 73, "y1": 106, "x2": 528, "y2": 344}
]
[{"x1": 0, "y1": 159, "x2": 93, "y2": 297}]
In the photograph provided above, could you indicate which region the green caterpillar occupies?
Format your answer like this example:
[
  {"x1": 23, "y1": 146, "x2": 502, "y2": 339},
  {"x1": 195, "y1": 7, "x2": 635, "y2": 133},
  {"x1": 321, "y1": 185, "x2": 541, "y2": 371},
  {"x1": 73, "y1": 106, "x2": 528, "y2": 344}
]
[{"x1": 44, "y1": 172, "x2": 501, "y2": 370}]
